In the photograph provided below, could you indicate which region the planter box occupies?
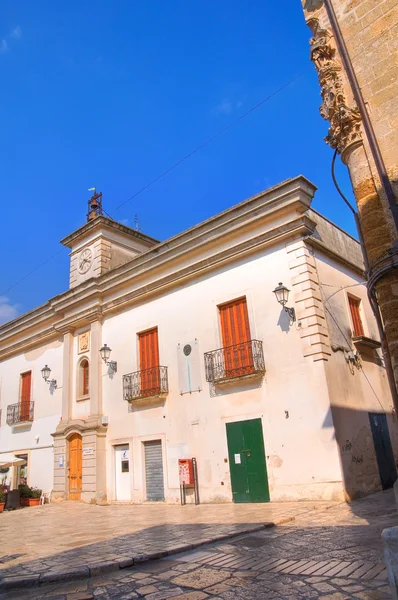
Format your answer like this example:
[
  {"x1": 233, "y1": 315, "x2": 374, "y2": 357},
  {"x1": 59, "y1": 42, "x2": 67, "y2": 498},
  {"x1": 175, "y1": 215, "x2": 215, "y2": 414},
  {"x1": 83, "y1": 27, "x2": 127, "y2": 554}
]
[
  {"x1": 0, "y1": 503, "x2": 5, "y2": 513},
  {"x1": 20, "y1": 498, "x2": 40, "y2": 507}
]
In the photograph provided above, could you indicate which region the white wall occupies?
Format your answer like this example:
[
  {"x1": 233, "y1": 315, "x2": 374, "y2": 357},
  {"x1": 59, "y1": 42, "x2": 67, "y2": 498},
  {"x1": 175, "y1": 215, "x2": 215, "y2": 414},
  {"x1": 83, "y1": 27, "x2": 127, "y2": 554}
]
[
  {"x1": 102, "y1": 242, "x2": 343, "y2": 503},
  {"x1": 0, "y1": 339, "x2": 63, "y2": 492}
]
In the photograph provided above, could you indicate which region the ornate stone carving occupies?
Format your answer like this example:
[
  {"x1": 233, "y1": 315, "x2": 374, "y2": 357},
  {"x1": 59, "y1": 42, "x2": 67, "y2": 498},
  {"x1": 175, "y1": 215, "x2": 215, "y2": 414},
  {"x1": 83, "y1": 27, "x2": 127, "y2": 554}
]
[
  {"x1": 78, "y1": 331, "x2": 90, "y2": 354},
  {"x1": 308, "y1": 19, "x2": 362, "y2": 154}
]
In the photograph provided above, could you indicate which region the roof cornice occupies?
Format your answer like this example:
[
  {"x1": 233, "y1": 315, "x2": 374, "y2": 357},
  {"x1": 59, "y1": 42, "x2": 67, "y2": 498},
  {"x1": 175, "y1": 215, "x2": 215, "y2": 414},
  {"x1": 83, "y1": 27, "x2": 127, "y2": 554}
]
[{"x1": 60, "y1": 215, "x2": 159, "y2": 248}]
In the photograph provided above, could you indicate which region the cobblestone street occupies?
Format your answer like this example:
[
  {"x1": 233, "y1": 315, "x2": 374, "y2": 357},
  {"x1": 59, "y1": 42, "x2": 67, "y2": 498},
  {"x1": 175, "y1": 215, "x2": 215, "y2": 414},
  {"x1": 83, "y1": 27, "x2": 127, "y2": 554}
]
[
  {"x1": 1, "y1": 490, "x2": 397, "y2": 599},
  {"x1": 0, "y1": 497, "x2": 334, "y2": 588}
]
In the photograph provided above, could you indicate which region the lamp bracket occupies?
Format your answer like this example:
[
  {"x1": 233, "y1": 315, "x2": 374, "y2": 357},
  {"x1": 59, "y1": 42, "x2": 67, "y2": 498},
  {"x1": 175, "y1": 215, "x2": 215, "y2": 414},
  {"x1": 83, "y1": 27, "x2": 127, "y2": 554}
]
[
  {"x1": 284, "y1": 306, "x2": 296, "y2": 322},
  {"x1": 105, "y1": 360, "x2": 117, "y2": 373},
  {"x1": 45, "y1": 378, "x2": 57, "y2": 389}
]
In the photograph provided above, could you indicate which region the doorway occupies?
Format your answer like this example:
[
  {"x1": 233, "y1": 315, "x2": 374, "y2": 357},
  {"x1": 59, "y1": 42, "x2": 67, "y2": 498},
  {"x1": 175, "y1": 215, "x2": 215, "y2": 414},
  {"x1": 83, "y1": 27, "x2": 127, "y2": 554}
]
[
  {"x1": 369, "y1": 413, "x2": 397, "y2": 490},
  {"x1": 68, "y1": 433, "x2": 82, "y2": 500},
  {"x1": 144, "y1": 440, "x2": 164, "y2": 501},
  {"x1": 226, "y1": 418, "x2": 270, "y2": 503},
  {"x1": 115, "y1": 444, "x2": 131, "y2": 501}
]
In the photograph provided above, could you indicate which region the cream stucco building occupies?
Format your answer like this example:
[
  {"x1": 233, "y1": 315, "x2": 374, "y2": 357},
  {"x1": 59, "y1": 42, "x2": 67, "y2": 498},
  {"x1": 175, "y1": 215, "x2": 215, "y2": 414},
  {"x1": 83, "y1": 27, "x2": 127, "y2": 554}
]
[{"x1": 0, "y1": 176, "x2": 396, "y2": 504}]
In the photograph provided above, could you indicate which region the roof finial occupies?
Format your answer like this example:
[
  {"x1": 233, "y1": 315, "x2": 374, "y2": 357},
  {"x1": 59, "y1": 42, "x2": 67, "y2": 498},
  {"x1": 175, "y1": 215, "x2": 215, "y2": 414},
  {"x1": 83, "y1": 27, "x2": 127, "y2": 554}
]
[{"x1": 87, "y1": 188, "x2": 103, "y2": 222}]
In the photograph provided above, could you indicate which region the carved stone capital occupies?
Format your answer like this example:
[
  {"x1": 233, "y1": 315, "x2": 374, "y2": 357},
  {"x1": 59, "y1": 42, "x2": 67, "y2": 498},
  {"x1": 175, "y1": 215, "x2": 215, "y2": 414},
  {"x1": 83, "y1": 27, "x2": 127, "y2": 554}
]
[{"x1": 308, "y1": 19, "x2": 362, "y2": 154}]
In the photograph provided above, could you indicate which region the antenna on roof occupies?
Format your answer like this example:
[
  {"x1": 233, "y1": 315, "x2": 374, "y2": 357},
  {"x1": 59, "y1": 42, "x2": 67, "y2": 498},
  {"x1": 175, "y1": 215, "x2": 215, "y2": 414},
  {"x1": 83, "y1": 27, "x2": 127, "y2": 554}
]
[
  {"x1": 134, "y1": 215, "x2": 141, "y2": 231},
  {"x1": 87, "y1": 188, "x2": 103, "y2": 222}
]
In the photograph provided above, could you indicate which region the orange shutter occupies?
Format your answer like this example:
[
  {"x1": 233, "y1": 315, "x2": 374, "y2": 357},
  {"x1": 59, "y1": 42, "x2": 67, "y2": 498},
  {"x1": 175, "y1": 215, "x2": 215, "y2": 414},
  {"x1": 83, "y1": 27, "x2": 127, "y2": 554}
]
[
  {"x1": 219, "y1": 298, "x2": 253, "y2": 375},
  {"x1": 20, "y1": 372, "x2": 31, "y2": 421},
  {"x1": 139, "y1": 328, "x2": 160, "y2": 394},
  {"x1": 82, "y1": 361, "x2": 89, "y2": 396},
  {"x1": 348, "y1": 296, "x2": 364, "y2": 337}
]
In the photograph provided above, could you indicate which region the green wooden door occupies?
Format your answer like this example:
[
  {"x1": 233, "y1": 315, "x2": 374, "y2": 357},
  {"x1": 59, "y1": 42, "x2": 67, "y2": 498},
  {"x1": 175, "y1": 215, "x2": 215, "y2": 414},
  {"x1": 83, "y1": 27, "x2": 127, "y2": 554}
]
[{"x1": 226, "y1": 418, "x2": 270, "y2": 503}]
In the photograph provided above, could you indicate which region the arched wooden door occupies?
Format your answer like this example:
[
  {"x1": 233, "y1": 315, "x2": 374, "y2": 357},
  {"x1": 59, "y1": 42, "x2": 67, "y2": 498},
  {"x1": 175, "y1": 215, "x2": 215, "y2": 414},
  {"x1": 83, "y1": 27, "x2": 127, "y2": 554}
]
[{"x1": 69, "y1": 433, "x2": 82, "y2": 500}]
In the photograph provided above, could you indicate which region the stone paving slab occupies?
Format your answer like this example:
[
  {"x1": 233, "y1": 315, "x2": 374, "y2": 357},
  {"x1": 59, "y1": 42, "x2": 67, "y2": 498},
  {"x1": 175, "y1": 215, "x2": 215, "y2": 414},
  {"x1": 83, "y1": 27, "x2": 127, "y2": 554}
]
[
  {"x1": 0, "y1": 498, "x2": 335, "y2": 591},
  {"x1": 1, "y1": 490, "x2": 396, "y2": 596}
]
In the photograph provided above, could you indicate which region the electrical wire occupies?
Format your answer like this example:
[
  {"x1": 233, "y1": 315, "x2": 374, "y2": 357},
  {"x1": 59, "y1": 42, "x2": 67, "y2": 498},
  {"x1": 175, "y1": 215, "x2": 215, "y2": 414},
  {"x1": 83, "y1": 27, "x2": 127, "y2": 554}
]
[
  {"x1": 0, "y1": 69, "x2": 309, "y2": 299},
  {"x1": 115, "y1": 69, "x2": 309, "y2": 211},
  {"x1": 320, "y1": 281, "x2": 368, "y2": 302},
  {"x1": 0, "y1": 249, "x2": 65, "y2": 299},
  {"x1": 321, "y1": 288, "x2": 387, "y2": 412},
  {"x1": 331, "y1": 149, "x2": 356, "y2": 215}
]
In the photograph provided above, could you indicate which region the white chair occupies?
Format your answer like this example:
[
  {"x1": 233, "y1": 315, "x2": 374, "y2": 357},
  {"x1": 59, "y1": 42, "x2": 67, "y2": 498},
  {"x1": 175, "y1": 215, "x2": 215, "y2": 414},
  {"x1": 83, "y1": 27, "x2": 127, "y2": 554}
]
[{"x1": 40, "y1": 491, "x2": 51, "y2": 505}]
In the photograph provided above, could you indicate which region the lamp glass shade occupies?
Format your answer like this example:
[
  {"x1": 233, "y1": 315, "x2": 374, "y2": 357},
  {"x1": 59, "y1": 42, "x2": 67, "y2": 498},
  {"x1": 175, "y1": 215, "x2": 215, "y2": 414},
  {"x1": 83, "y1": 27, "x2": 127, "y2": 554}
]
[
  {"x1": 273, "y1": 282, "x2": 290, "y2": 306},
  {"x1": 41, "y1": 365, "x2": 51, "y2": 381},
  {"x1": 100, "y1": 344, "x2": 111, "y2": 362}
]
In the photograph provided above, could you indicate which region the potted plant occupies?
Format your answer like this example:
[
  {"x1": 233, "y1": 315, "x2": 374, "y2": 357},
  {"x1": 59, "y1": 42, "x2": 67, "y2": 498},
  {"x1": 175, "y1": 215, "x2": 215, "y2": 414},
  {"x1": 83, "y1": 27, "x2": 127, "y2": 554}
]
[
  {"x1": 0, "y1": 488, "x2": 6, "y2": 513},
  {"x1": 19, "y1": 485, "x2": 42, "y2": 507}
]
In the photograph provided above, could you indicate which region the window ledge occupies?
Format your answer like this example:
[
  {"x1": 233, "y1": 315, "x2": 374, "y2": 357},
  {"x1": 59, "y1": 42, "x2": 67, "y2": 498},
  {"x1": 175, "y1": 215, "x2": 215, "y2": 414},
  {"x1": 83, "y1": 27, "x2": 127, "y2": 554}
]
[
  {"x1": 76, "y1": 395, "x2": 90, "y2": 402},
  {"x1": 212, "y1": 370, "x2": 265, "y2": 385},
  {"x1": 352, "y1": 336, "x2": 381, "y2": 350}
]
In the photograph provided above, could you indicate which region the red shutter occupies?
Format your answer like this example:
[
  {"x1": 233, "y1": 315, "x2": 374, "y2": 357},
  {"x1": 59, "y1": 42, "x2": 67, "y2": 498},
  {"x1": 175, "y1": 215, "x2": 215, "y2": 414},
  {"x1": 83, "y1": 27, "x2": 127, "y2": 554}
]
[
  {"x1": 219, "y1": 298, "x2": 253, "y2": 375},
  {"x1": 20, "y1": 372, "x2": 31, "y2": 421},
  {"x1": 349, "y1": 296, "x2": 364, "y2": 337},
  {"x1": 139, "y1": 328, "x2": 160, "y2": 395}
]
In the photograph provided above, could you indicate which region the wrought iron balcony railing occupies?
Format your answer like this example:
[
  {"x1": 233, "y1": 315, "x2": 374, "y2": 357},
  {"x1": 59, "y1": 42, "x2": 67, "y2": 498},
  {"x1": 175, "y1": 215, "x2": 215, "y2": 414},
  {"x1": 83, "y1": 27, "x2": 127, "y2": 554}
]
[
  {"x1": 204, "y1": 340, "x2": 265, "y2": 384},
  {"x1": 6, "y1": 402, "x2": 34, "y2": 425},
  {"x1": 123, "y1": 366, "x2": 169, "y2": 401}
]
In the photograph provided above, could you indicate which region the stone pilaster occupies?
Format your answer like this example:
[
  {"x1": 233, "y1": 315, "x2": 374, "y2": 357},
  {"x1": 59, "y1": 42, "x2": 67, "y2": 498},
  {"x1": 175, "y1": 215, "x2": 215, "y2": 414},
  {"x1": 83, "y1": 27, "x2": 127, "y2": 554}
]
[
  {"x1": 286, "y1": 239, "x2": 331, "y2": 361},
  {"x1": 61, "y1": 331, "x2": 73, "y2": 421},
  {"x1": 89, "y1": 320, "x2": 103, "y2": 417}
]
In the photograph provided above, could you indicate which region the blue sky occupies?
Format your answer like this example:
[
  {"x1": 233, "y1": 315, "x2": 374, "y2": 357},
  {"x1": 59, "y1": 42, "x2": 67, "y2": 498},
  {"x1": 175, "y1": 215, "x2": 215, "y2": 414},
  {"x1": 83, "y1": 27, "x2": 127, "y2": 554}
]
[{"x1": 0, "y1": 1, "x2": 357, "y2": 323}]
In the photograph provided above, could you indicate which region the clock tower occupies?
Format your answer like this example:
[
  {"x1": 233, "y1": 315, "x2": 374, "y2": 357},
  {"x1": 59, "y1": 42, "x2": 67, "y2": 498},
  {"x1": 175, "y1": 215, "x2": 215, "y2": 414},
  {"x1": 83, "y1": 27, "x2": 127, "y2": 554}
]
[{"x1": 60, "y1": 191, "x2": 159, "y2": 288}]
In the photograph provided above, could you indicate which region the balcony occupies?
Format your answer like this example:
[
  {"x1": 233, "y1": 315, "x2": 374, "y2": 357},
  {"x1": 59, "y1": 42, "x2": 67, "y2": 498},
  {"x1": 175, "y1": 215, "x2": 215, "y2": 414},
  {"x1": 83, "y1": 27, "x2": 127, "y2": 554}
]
[
  {"x1": 123, "y1": 366, "x2": 169, "y2": 402},
  {"x1": 6, "y1": 402, "x2": 34, "y2": 426},
  {"x1": 204, "y1": 340, "x2": 265, "y2": 384}
]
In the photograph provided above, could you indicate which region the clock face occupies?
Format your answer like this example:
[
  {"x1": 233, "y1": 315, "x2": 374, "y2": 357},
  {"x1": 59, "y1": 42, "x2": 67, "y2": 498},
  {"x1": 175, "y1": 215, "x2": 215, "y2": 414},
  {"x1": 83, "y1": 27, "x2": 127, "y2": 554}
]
[{"x1": 78, "y1": 248, "x2": 93, "y2": 274}]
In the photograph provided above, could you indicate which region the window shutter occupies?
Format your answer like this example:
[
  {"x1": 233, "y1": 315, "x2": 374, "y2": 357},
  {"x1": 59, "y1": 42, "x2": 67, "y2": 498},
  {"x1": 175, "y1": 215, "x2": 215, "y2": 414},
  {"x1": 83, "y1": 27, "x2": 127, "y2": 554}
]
[
  {"x1": 219, "y1": 298, "x2": 251, "y2": 347},
  {"x1": 349, "y1": 296, "x2": 364, "y2": 337},
  {"x1": 139, "y1": 328, "x2": 160, "y2": 394},
  {"x1": 82, "y1": 361, "x2": 89, "y2": 396},
  {"x1": 219, "y1": 298, "x2": 253, "y2": 375},
  {"x1": 20, "y1": 372, "x2": 32, "y2": 421}
]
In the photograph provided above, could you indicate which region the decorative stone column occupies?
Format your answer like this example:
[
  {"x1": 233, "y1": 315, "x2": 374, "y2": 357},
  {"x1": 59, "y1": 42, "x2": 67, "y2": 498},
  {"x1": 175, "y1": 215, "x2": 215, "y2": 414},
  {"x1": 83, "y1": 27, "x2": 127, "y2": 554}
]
[{"x1": 301, "y1": 3, "x2": 398, "y2": 395}]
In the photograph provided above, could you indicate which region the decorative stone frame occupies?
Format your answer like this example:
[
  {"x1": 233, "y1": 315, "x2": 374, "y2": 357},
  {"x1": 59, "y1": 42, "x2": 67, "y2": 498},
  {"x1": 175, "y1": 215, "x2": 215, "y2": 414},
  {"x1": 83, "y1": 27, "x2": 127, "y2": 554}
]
[{"x1": 76, "y1": 356, "x2": 90, "y2": 401}]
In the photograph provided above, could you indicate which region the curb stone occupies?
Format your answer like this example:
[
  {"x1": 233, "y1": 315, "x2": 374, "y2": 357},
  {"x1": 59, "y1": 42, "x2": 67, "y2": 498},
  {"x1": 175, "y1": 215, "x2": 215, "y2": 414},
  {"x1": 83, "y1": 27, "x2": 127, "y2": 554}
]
[{"x1": 0, "y1": 516, "x2": 296, "y2": 591}]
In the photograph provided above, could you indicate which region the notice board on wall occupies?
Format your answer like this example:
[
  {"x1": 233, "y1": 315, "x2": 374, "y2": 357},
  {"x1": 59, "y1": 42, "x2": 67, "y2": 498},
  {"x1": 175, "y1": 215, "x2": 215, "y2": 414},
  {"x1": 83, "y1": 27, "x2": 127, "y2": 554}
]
[{"x1": 177, "y1": 339, "x2": 201, "y2": 395}]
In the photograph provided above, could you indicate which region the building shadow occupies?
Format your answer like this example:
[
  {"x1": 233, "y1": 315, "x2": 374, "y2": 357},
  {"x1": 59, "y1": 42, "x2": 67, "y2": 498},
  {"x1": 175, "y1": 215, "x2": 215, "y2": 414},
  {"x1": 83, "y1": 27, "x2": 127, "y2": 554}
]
[{"x1": 323, "y1": 403, "x2": 398, "y2": 501}]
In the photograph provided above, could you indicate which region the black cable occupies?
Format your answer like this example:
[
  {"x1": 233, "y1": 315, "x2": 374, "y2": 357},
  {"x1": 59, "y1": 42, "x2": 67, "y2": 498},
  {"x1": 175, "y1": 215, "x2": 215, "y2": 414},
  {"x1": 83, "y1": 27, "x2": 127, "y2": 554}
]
[
  {"x1": 331, "y1": 149, "x2": 356, "y2": 215},
  {"x1": 116, "y1": 69, "x2": 309, "y2": 211},
  {"x1": 0, "y1": 69, "x2": 309, "y2": 299}
]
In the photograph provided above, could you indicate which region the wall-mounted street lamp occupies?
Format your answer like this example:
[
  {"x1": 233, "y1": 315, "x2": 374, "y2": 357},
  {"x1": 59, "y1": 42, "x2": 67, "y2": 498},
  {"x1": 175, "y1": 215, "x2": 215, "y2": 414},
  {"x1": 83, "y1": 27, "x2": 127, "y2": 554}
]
[
  {"x1": 273, "y1": 282, "x2": 296, "y2": 322},
  {"x1": 41, "y1": 365, "x2": 57, "y2": 388},
  {"x1": 100, "y1": 344, "x2": 117, "y2": 373}
]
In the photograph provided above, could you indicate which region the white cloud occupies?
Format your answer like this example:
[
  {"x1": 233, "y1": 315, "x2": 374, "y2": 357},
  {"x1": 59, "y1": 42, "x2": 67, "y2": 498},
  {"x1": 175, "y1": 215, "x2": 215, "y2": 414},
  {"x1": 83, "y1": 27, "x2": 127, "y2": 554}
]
[
  {"x1": 213, "y1": 99, "x2": 233, "y2": 115},
  {"x1": 213, "y1": 98, "x2": 245, "y2": 116},
  {"x1": 0, "y1": 26, "x2": 22, "y2": 55},
  {"x1": 11, "y1": 26, "x2": 22, "y2": 39},
  {"x1": 0, "y1": 296, "x2": 19, "y2": 325}
]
